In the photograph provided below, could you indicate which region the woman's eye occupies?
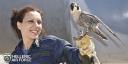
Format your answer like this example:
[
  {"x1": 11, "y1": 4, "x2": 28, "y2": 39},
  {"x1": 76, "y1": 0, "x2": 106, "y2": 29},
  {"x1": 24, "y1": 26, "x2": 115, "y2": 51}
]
[{"x1": 28, "y1": 20, "x2": 34, "y2": 23}]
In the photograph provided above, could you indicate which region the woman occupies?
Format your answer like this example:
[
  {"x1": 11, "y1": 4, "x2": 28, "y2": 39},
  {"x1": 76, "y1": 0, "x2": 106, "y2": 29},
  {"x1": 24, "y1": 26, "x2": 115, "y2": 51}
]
[{"x1": 9, "y1": 6, "x2": 81, "y2": 64}]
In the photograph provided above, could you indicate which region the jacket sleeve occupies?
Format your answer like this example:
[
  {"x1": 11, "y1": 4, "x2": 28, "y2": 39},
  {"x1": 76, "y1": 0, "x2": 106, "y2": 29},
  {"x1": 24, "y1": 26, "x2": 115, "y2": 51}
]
[
  {"x1": 46, "y1": 35, "x2": 82, "y2": 64},
  {"x1": 62, "y1": 40, "x2": 81, "y2": 64}
]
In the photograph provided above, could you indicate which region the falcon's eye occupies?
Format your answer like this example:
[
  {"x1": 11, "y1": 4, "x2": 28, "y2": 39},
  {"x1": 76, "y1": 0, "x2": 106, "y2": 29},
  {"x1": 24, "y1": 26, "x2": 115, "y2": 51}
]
[
  {"x1": 70, "y1": 3, "x2": 74, "y2": 11},
  {"x1": 77, "y1": 6, "x2": 79, "y2": 10}
]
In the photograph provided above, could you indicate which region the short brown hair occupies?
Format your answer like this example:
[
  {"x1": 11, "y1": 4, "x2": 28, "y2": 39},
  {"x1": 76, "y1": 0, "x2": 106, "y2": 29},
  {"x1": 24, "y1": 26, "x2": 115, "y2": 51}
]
[{"x1": 11, "y1": 6, "x2": 44, "y2": 39}]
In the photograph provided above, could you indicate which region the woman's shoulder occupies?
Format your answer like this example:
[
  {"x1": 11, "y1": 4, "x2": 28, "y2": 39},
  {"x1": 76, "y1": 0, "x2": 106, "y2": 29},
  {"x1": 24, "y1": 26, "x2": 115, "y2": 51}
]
[
  {"x1": 43, "y1": 35, "x2": 60, "y2": 40},
  {"x1": 39, "y1": 35, "x2": 71, "y2": 46},
  {"x1": 40, "y1": 35, "x2": 61, "y2": 42}
]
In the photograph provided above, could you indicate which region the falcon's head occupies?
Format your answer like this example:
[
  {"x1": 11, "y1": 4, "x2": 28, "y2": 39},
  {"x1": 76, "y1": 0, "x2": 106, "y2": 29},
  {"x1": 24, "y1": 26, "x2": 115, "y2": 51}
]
[
  {"x1": 70, "y1": 2, "x2": 81, "y2": 22},
  {"x1": 70, "y1": 2, "x2": 80, "y2": 12}
]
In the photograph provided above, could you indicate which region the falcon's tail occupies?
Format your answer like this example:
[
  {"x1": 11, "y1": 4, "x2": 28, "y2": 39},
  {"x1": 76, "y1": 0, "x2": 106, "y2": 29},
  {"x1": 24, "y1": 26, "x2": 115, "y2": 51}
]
[{"x1": 98, "y1": 17, "x2": 124, "y2": 45}]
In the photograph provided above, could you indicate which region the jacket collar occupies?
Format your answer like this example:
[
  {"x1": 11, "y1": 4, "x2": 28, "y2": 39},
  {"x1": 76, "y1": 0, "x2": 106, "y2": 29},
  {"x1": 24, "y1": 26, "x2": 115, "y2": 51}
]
[{"x1": 14, "y1": 39, "x2": 40, "y2": 54}]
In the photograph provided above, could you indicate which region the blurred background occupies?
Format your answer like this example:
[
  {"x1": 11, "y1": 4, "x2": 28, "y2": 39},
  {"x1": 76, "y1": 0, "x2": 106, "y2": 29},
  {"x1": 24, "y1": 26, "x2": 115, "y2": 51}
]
[{"x1": 0, "y1": 0, "x2": 128, "y2": 64}]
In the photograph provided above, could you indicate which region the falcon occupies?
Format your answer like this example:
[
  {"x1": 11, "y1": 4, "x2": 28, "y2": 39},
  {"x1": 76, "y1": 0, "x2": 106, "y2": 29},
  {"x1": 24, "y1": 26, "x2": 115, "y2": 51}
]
[{"x1": 70, "y1": 2, "x2": 122, "y2": 42}]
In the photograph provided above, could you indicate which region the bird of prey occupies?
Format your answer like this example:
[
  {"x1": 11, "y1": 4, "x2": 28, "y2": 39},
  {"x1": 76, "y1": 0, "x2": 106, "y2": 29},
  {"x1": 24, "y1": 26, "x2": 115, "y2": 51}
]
[
  {"x1": 70, "y1": 2, "x2": 124, "y2": 64},
  {"x1": 70, "y1": 2, "x2": 123, "y2": 42}
]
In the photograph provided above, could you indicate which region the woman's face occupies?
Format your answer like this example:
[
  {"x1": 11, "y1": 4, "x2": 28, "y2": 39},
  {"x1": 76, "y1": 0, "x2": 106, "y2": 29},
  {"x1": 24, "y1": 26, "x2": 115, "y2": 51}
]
[{"x1": 17, "y1": 11, "x2": 42, "y2": 40}]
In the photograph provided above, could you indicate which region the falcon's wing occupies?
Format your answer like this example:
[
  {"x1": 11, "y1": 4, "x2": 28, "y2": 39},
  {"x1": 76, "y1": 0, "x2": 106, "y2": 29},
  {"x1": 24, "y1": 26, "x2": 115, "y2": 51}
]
[
  {"x1": 86, "y1": 13, "x2": 124, "y2": 46},
  {"x1": 79, "y1": 12, "x2": 100, "y2": 27}
]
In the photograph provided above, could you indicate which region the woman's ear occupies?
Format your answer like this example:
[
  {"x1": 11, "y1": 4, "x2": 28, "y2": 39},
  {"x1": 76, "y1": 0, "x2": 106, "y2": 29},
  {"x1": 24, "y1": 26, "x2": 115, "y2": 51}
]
[{"x1": 17, "y1": 21, "x2": 22, "y2": 30}]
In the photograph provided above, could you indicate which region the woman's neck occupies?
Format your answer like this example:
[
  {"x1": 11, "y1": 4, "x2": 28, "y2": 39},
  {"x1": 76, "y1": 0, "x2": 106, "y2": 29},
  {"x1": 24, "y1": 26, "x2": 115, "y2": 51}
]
[{"x1": 22, "y1": 38, "x2": 34, "y2": 50}]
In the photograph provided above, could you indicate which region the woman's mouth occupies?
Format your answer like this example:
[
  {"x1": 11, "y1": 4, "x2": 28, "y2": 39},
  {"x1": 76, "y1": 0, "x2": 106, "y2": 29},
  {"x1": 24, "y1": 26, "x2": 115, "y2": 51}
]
[{"x1": 30, "y1": 30, "x2": 39, "y2": 36}]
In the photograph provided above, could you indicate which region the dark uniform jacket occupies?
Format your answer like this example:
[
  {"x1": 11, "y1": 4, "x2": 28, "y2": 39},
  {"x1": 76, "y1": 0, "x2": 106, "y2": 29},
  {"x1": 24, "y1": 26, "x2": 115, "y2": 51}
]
[{"x1": 9, "y1": 35, "x2": 81, "y2": 64}]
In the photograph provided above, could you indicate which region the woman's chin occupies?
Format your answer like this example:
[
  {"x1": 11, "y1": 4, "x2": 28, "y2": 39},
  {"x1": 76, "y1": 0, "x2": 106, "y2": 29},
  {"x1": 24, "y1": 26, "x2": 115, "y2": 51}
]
[{"x1": 30, "y1": 35, "x2": 39, "y2": 40}]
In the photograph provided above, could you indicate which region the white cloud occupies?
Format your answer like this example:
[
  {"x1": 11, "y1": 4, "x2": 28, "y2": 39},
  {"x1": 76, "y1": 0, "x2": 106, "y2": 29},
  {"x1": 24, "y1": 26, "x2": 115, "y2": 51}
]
[
  {"x1": 122, "y1": 11, "x2": 128, "y2": 19},
  {"x1": 112, "y1": 11, "x2": 128, "y2": 21}
]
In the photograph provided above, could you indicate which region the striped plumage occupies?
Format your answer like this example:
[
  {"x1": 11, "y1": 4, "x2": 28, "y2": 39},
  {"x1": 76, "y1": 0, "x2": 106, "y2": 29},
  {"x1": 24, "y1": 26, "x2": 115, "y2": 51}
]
[{"x1": 70, "y1": 2, "x2": 107, "y2": 40}]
